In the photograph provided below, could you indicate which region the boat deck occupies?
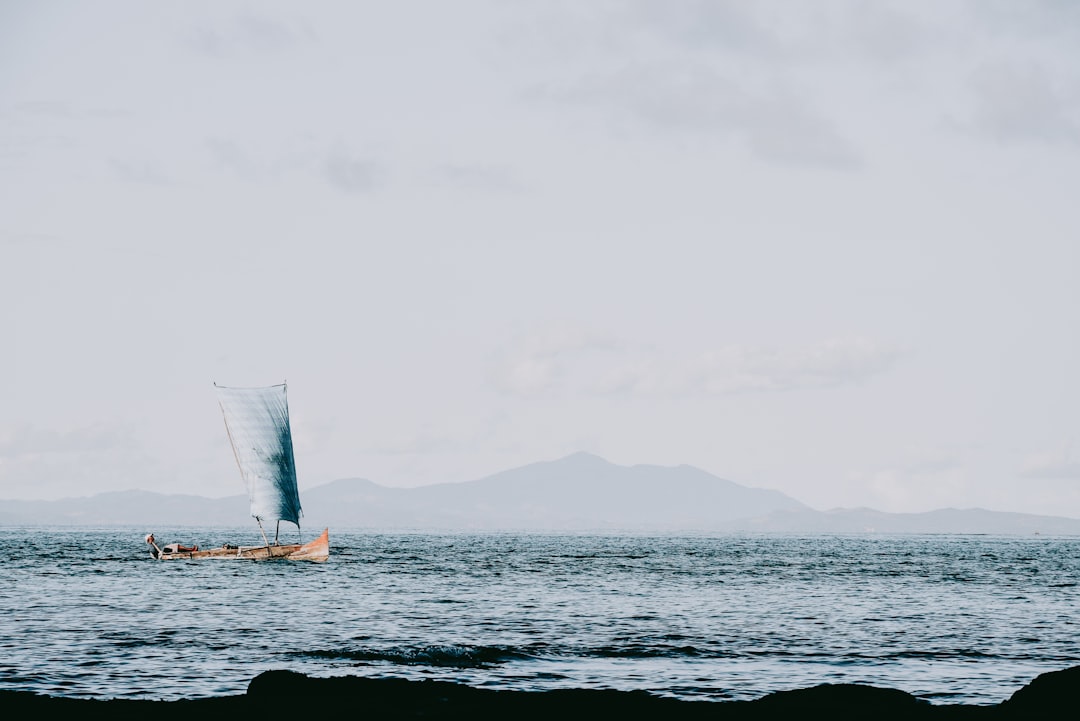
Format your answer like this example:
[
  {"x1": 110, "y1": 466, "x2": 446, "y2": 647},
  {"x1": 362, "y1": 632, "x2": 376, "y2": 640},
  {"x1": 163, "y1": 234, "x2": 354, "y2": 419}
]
[{"x1": 151, "y1": 528, "x2": 329, "y2": 562}]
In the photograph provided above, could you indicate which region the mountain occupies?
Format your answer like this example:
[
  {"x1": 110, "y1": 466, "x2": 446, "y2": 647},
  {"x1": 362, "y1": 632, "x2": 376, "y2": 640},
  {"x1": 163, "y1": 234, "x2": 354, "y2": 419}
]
[
  {"x1": 301, "y1": 452, "x2": 810, "y2": 530},
  {"x1": 2, "y1": 452, "x2": 1079, "y2": 534},
  {"x1": 0, "y1": 490, "x2": 247, "y2": 527}
]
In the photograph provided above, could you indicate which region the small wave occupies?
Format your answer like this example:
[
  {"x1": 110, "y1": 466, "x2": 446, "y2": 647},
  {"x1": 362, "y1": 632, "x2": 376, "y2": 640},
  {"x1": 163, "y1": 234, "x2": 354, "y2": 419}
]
[
  {"x1": 301, "y1": 644, "x2": 537, "y2": 667},
  {"x1": 829, "y1": 649, "x2": 1010, "y2": 661},
  {"x1": 580, "y1": 644, "x2": 708, "y2": 659}
]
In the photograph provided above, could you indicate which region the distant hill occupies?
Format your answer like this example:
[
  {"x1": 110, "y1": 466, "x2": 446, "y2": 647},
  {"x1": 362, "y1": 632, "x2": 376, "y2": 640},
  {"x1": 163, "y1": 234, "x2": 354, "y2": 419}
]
[
  {"x1": 300, "y1": 452, "x2": 810, "y2": 530},
  {"x1": 2, "y1": 452, "x2": 1079, "y2": 534},
  {"x1": 0, "y1": 490, "x2": 247, "y2": 527}
]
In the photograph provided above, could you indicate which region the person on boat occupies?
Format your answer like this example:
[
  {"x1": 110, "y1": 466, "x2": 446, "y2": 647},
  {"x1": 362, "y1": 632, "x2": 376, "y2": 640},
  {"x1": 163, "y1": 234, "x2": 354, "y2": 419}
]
[
  {"x1": 147, "y1": 534, "x2": 198, "y2": 555},
  {"x1": 162, "y1": 542, "x2": 199, "y2": 553}
]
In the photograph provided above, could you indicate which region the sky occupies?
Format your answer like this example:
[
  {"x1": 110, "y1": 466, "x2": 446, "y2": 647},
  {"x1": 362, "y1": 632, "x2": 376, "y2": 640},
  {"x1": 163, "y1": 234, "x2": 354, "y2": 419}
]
[{"x1": 1, "y1": 1, "x2": 1078, "y2": 516}]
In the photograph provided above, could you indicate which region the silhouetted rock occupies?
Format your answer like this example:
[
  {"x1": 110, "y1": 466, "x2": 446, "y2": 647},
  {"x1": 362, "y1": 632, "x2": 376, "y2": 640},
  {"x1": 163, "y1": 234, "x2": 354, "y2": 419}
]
[
  {"x1": 246, "y1": 670, "x2": 710, "y2": 719},
  {"x1": 0, "y1": 690, "x2": 243, "y2": 720},
  {"x1": 749, "y1": 683, "x2": 932, "y2": 719},
  {"x1": 243, "y1": 671, "x2": 979, "y2": 719},
  {"x1": 1000, "y1": 665, "x2": 1080, "y2": 715},
  {"x1": 9, "y1": 665, "x2": 1080, "y2": 720}
]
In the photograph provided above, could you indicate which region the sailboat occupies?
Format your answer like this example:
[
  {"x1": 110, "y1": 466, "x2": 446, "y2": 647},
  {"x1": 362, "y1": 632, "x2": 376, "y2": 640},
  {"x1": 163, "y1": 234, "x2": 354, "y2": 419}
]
[{"x1": 145, "y1": 382, "x2": 329, "y2": 561}]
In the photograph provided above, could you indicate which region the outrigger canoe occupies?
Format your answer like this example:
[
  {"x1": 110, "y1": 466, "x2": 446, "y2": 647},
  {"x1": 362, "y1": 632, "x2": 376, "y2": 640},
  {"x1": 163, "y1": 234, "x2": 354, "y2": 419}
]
[
  {"x1": 144, "y1": 382, "x2": 329, "y2": 563},
  {"x1": 145, "y1": 528, "x2": 329, "y2": 561}
]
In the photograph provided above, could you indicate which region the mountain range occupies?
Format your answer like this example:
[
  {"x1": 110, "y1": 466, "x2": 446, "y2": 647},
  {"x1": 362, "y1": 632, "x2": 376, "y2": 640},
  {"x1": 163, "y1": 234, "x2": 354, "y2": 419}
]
[{"x1": 3, "y1": 452, "x2": 1079, "y2": 534}]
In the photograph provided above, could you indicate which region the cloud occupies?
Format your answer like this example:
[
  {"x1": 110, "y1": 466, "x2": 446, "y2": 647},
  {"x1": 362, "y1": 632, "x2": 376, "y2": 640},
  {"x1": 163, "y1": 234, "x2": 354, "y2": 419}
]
[
  {"x1": 0, "y1": 423, "x2": 159, "y2": 501},
  {"x1": 623, "y1": 0, "x2": 934, "y2": 65},
  {"x1": 592, "y1": 358, "x2": 663, "y2": 395},
  {"x1": 0, "y1": 102, "x2": 130, "y2": 174},
  {"x1": 513, "y1": 2, "x2": 963, "y2": 168},
  {"x1": 6, "y1": 100, "x2": 76, "y2": 119},
  {"x1": 205, "y1": 137, "x2": 260, "y2": 179},
  {"x1": 365, "y1": 423, "x2": 485, "y2": 457},
  {"x1": 366, "y1": 428, "x2": 460, "y2": 457},
  {"x1": 323, "y1": 144, "x2": 385, "y2": 193},
  {"x1": 200, "y1": 136, "x2": 387, "y2": 191},
  {"x1": 548, "y1": 64, "x2": 860, "y2": 168},
  {"x1": 185, "y1": 12, "x2": 315, "y2": 57},
  {"x1": 491, "y1": 327, "x2": 621, "y2": 396},
  {"x1": 973, "y1": 0, "x2": 1080, "y2": 42},
  {"x1": 495, "y1": 354, "x2": 560, "y2": 397},
  {"x1": 434, "y1": 164, "x2": 523, "y2": 192},
  {"x1": 0, "y1": 231, "x2": 61, "y2": 247},
  {"x1": 0, "y1": 101, "x2": 78, "y2": 165},
  {"x1": 0, "y1": 423, "x2": 137, "y2": 459},
  {"x1": 205, "y1": 136, "x2": 320, "y2": 179},
  {"x1": 358, "y1": 413, "x2": 511, "y2": 463},
  {"x1": 110, "y1": 158, "x2": 173, "y2": 186},
  {"x1": 1020, "y1": 451, "x2": 1080, "y2": 480},
  {"x1": 493, "y1": 332, "x2": 902, "y2": 397},
  {"x1": 965, "y1": 62, "x2": 1080, "y2": 145},
  {"x1": 683, "y1": 338, "x2": 903, "y2": 394},
  {"x1": 898, "y1": 455, "x2": 963, "y2": 475},
  {"x1": 624, "y1": 0, "x2": 776, "y2": 55},
  {"x1": 827, "y1": 2, "x2": 932, "y2": 63},
  {"x1": 844, "y1": 462, "x2": 971, "y2": 513}
]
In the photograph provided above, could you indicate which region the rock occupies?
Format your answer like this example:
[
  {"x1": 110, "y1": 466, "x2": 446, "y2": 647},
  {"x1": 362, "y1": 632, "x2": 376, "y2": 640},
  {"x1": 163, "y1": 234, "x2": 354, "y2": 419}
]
[
  {"x1": 749, "y1": 683, "x2": 932, "y2": 719},
  {"x1": 1001, "y1": 665, "x2": 1080, "y2": 715}
]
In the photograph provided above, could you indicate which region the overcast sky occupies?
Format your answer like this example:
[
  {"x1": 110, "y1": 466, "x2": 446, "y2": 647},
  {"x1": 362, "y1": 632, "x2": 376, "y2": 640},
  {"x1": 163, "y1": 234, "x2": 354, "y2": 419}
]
[{"x1": 2, "y1": 1, "x2": 1078, "y2": 517}]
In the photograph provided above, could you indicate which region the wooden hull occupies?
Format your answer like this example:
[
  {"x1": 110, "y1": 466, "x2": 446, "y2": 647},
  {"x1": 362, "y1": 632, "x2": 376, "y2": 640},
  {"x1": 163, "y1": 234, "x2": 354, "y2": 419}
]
[{"x1": 153, "y1": 528, "x2": 329, "y2": 562}]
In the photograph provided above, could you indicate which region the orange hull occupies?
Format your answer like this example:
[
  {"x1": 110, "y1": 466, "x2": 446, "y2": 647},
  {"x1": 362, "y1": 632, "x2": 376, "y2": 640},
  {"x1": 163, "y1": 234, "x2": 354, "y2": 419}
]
[{"x1": 151, "y1": 528, "x2": 329, "y2": 562}]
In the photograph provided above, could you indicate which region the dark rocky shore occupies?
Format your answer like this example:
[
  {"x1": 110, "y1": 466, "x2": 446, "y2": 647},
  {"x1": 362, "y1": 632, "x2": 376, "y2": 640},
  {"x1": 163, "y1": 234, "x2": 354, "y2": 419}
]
[{"x1": 2, "y1": 666, "x2": 1076, "y2": 720}]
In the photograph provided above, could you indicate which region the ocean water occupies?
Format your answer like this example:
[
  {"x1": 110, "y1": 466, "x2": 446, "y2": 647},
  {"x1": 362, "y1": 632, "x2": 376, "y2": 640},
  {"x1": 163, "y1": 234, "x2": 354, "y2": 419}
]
[{"x1": 1, "y1": 528, "x2": 1077, "y2": 705}]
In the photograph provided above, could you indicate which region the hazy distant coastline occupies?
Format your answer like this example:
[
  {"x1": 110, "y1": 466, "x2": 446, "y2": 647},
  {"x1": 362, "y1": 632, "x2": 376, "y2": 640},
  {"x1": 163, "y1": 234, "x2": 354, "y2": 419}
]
[{"x1": 3, "y1": 453, "x2": 1078, "y2": 534}]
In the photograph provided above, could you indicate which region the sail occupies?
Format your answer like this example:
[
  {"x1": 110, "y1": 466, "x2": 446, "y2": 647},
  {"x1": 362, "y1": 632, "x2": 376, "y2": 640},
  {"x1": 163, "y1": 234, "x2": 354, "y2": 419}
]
[{"x1": 214, "y1": 383, "x2": 303, "y2": 525}]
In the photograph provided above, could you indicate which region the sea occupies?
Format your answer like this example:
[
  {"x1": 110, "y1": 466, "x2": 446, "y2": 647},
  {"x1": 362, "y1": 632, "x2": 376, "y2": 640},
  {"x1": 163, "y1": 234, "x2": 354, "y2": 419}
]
[{"x1": 1, "y1": 528, "x2": 1077, "y2": 706}]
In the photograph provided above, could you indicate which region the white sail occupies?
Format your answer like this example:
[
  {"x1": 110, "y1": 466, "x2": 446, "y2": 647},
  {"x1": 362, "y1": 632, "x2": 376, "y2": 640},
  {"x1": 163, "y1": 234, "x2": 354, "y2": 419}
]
[{"x1": 214, "y1": 383, "x2": 303, "y2": 526}]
